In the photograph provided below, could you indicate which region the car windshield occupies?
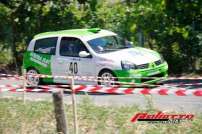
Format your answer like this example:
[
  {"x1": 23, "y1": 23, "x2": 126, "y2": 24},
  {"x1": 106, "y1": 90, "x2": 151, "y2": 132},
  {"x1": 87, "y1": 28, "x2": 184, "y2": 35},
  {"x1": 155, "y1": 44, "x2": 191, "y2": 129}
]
[{"x1": 87, "y1": 36, "x2": 132, "y2": 53}]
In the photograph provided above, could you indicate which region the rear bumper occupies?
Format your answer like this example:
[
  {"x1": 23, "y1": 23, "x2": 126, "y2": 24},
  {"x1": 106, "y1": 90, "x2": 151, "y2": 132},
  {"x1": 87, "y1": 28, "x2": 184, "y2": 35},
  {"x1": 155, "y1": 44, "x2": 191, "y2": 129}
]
[{"x1": 113, "y1": 62, "x2": 168, "y2": 83}]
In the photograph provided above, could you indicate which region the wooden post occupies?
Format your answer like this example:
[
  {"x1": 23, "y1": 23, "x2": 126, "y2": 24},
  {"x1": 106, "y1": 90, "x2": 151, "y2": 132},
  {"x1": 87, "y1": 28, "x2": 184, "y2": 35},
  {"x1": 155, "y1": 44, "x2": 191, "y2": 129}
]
[
  {"x1": 70, "y1": 76, "x2": 78, "y2": 134},
  {"x1": 23, "y1": 69, "x2": 26, "y2": 104},
  {"x1": 53, "y1": 90, "x2": 68, "y2": 134}
]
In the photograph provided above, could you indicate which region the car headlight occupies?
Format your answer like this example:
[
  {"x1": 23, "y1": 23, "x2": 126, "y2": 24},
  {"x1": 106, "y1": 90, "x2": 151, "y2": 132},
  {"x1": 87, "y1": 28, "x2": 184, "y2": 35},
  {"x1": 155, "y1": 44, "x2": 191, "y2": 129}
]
[{"x1": 121, "y1": 61, "x2": 137, "y2": 70}]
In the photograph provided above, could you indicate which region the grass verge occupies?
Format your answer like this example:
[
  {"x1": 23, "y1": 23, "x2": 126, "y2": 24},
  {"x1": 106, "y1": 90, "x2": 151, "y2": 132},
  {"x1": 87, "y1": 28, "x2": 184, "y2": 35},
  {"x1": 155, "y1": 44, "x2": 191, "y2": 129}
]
[{"x1": 0, "y1": 97, "x2": 201, "y2": 134}]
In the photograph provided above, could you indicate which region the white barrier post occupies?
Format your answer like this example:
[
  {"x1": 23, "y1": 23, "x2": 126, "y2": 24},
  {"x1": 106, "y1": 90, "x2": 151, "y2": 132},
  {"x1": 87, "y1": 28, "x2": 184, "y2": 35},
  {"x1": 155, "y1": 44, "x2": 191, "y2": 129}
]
[
  {"x1": 23, "y1": 69, "x2": 26, "y2": 104},
  {"x1": 70, "y1": 76, "x2": 78, "y2": 134}
]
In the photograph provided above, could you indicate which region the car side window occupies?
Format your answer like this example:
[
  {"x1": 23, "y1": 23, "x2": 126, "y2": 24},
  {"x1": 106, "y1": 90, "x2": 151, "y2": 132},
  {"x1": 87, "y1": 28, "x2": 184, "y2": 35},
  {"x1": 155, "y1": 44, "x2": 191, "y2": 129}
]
[
  {"x1": 34, "y1": 37, "x2": 57, "y2": 55},
  {"x1": 60, "y1": 37, "x2": 89, "y2": 57}
]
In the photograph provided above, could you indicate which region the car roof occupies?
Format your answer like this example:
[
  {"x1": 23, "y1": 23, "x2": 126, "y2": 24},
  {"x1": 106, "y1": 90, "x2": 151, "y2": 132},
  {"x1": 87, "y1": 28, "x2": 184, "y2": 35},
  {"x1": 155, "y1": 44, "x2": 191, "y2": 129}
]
[{"x1": 34, "y1": 28, "x2": 116, "y2": 41}]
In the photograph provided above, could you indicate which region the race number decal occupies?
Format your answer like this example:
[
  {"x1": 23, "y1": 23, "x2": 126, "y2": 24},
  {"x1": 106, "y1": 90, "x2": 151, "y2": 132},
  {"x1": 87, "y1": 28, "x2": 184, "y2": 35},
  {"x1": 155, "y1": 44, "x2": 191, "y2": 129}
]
[{"x1": 69, "y1": 62, "x2": 78, "y2": 74}]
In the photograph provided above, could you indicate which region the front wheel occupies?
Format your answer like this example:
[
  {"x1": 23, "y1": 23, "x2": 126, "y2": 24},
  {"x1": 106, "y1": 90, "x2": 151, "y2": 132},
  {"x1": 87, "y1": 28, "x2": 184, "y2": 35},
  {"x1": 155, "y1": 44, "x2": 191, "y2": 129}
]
[
  {"x1": 98, "y1": 70, "x2": 118, "y2": 86},
  {"x1": 26, "y1": 69, "x2": 41, "y2": 87}
]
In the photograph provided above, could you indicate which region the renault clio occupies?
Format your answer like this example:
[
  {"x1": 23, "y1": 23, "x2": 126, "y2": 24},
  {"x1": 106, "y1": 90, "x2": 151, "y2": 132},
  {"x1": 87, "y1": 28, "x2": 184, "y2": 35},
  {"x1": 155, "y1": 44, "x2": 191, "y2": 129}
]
[{"x1": 23, "y1": 28, "x2": 168, "y2": 86}]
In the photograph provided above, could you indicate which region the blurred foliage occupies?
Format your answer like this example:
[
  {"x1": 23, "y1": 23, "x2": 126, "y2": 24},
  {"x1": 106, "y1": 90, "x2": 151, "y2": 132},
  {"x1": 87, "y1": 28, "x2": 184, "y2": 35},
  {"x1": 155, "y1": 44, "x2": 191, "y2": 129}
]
[{"x1": 0, "y1": 0, "x2": 201, "y2": 73}]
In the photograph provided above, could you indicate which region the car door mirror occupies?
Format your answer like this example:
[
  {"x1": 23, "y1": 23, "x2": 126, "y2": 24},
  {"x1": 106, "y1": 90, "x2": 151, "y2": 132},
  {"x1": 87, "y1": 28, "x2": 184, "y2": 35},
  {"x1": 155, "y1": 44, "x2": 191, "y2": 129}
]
[{"x1": 79, "y1": 51, "x2": 90, "y2": 58}]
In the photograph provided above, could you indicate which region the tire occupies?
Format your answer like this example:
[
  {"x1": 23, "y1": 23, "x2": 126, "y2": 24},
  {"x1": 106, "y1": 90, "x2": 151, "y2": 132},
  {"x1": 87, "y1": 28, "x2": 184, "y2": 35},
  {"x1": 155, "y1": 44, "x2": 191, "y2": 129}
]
[
  {"x1": 26, "y1": 68, "x2": 41, "y2": 87},
  {"x1": 98, "y1": 70, "x2": 118, "y2": 86}
]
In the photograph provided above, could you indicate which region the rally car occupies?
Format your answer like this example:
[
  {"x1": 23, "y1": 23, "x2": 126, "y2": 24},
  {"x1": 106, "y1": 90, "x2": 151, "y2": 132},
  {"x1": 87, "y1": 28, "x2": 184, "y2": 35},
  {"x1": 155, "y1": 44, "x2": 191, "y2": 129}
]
[{"x1": 23, "y1": 28, "x2": 168, "y2": 86}]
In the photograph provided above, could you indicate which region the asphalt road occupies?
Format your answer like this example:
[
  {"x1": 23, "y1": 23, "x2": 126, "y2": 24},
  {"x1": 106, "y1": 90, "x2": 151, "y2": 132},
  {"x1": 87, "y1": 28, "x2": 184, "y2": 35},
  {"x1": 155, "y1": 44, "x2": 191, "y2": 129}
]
[{"x1": 0, "y1": 79, "x2": 202, "y2": 113}]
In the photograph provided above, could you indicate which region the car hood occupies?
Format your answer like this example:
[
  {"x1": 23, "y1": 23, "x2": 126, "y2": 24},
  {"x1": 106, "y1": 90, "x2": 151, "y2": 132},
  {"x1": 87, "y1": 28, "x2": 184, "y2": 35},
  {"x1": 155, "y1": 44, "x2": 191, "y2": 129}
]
[{"x1": 98, "y1": 47, "x2": 161, "y2": 65}]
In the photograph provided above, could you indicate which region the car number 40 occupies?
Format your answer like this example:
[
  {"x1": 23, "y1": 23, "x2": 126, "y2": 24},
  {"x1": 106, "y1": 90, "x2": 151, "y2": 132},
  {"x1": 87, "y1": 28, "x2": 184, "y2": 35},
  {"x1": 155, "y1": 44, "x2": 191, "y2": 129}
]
[{"x1": 69, "y1": 62, "x2": 78, "y2": 74}]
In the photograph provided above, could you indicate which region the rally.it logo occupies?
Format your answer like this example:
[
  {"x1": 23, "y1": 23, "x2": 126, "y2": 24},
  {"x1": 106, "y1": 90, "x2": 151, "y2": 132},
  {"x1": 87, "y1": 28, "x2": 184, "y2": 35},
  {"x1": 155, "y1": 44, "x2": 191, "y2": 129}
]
[{"x1": 131, "y1": 112, "x2": 194, "y2": 124}]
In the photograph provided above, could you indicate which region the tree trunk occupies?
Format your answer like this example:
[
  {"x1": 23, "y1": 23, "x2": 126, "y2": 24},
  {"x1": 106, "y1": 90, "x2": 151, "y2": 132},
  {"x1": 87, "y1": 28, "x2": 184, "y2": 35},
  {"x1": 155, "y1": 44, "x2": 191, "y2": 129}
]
[{"x1": 11, "y1": 18, "x2": 19, "y2": 73}]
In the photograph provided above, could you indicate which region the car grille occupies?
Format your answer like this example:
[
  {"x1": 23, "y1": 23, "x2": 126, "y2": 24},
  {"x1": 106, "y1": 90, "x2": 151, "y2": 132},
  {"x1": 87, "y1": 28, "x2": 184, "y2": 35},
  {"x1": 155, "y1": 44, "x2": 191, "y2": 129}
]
[
  {"x1": 141, "y1": 73, "x2": 165, "y2": 83},
  {"x1": 137, "y1": 63, "x2": 149, "y2": 69},
  {"x1": 155, "y1": 60, "x2": 162, "y2": 66}
]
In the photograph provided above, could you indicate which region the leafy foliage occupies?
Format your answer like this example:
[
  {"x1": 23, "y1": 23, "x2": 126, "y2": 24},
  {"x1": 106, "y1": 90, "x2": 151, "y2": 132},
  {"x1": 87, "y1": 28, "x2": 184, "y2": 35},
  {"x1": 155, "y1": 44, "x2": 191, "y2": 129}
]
[{"x1": 0, "y1": 0, "x2": 201, "y2": 73}]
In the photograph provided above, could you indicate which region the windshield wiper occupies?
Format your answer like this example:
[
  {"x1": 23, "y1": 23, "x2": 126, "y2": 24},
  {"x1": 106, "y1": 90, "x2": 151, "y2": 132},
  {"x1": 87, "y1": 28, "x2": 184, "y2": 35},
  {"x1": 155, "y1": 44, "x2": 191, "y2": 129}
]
[{"x1": 117, "y1": 46, "x2": 131, "y2": 49}]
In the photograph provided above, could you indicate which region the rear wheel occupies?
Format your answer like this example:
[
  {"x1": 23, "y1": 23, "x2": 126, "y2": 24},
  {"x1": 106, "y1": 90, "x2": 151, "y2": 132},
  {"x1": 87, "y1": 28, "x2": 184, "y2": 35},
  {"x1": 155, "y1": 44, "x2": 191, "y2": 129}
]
[
  {"x1": 26, "y1": 69, "x2": 40, "y2": 87},
  {"x1": 98, "y1": 70, "x2": 118, "y2": 86}
]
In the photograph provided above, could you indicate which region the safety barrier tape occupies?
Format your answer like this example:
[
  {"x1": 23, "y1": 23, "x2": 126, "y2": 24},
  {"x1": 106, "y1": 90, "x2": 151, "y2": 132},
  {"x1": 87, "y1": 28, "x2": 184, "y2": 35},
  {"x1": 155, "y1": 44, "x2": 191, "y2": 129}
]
[
  {"x1": 0, "y1": 74, "x2": 162, "y2": 87},
  {"x1": 0, "y1": 84, "x2": 70, "y2": 89},
  {"x1": 0, "y1": 88, "x2": 63, "y2": 93},
  {"x1": 0, "y1": 84, "x2": 201, "y2": 96},
  {"x1": 0, "y1": 73, "x2": 20, "y2": 77},
  {"x1": 73, "y1": 77, "x2": 161, "y2": 87},
  {"x1": 0, "y1": 85, "x2": 70, "y2": 93},
  {"x1": 1, "y1": 73, "x2": 202, "y2": 89},
  {"x1": 25, "y1": 74, "x2": 202, "y2": 87},
  {"x1": 25, "y1": 73, "x2": 202, "y2": 80},
  {"x1": 72, "y1": 85, "x2": 202, "y2": 96},
  {"x1": 165, "y1": 82, "x2": 202, "y2": 86},
  {"x1": 0, "y1": 77, "x2": 22, "y2": 80},
  {"x1": 1, "y1": 73, "x2": 202, "y2": 80},
  {"x1": 0, "y1": 84, "x2": 23, "y2": 89}
]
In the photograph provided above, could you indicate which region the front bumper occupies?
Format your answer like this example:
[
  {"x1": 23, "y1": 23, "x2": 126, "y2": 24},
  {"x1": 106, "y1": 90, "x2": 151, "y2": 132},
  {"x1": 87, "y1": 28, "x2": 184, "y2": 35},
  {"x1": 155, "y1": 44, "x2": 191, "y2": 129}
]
[{"x1": 113, "y1": 62, "x2": 168, "y2": 84}]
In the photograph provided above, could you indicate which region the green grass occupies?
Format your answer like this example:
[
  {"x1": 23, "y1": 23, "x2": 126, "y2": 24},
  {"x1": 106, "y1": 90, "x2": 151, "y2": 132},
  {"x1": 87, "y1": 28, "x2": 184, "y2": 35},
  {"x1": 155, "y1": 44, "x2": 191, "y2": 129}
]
[{"x1": 0, "y1": 97, "x2": 202, "y2": 134}]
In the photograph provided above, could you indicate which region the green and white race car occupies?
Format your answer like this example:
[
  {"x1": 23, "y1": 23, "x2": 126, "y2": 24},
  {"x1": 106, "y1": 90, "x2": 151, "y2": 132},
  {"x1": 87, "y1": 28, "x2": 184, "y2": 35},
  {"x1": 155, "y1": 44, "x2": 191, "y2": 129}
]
[{"x1": 23, "y1": 28, "x2": 168, "y2": 86}]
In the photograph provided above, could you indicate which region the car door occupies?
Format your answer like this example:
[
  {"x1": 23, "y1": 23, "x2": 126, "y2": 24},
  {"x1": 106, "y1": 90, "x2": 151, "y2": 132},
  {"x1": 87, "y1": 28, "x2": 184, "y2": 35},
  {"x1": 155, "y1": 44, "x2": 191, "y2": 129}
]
[{"x1": 52, "y1": 37, "x2": 96, "y2": 84}]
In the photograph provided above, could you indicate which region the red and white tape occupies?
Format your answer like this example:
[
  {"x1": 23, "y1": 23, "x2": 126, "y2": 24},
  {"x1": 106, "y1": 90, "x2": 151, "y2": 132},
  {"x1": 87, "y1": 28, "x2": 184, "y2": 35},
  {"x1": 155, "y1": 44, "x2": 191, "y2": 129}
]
[
  {"x1": 0, "y1": 73, "x2": 20, "y2": 77},
  {"x1": 0, "y1": 85, "x2": 69, "y2": 93},
  {"x1": 0, "y1": 84, "x2": 69, "y2": 89},
  {"x1": 0, "y1": 84, "x2": 23, "y2": 88},
  {"x1": 1, "y1": 73, "x2": 202, "y2": 82},
  {"x1": 72, "y1": 85, "x2": 202, "y2": 96},
  {"x1": 0, "y1": 84, "x2": 202, "y2": 96},
  {"x1": 165, "y1": 82, "x2": 202, "y2": 86},
  {"x1": 0, "y1": 88, "x2": 62, "y2": 93},
  {"x1": 1, "y1": 73, "x2": 202, "y2": 80},
  {"x1": 25, "y1": 73, "x2": 202, "y2": 81},
  {"x1": 0, "y1": 73, "x2": 160, "y2": 86},
  {"x1": 0, "y1": 77, "x2": 22, "y2": 80},
  {"x1": 0, "y1": 73, "x2": 23, "y2": 80}
]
